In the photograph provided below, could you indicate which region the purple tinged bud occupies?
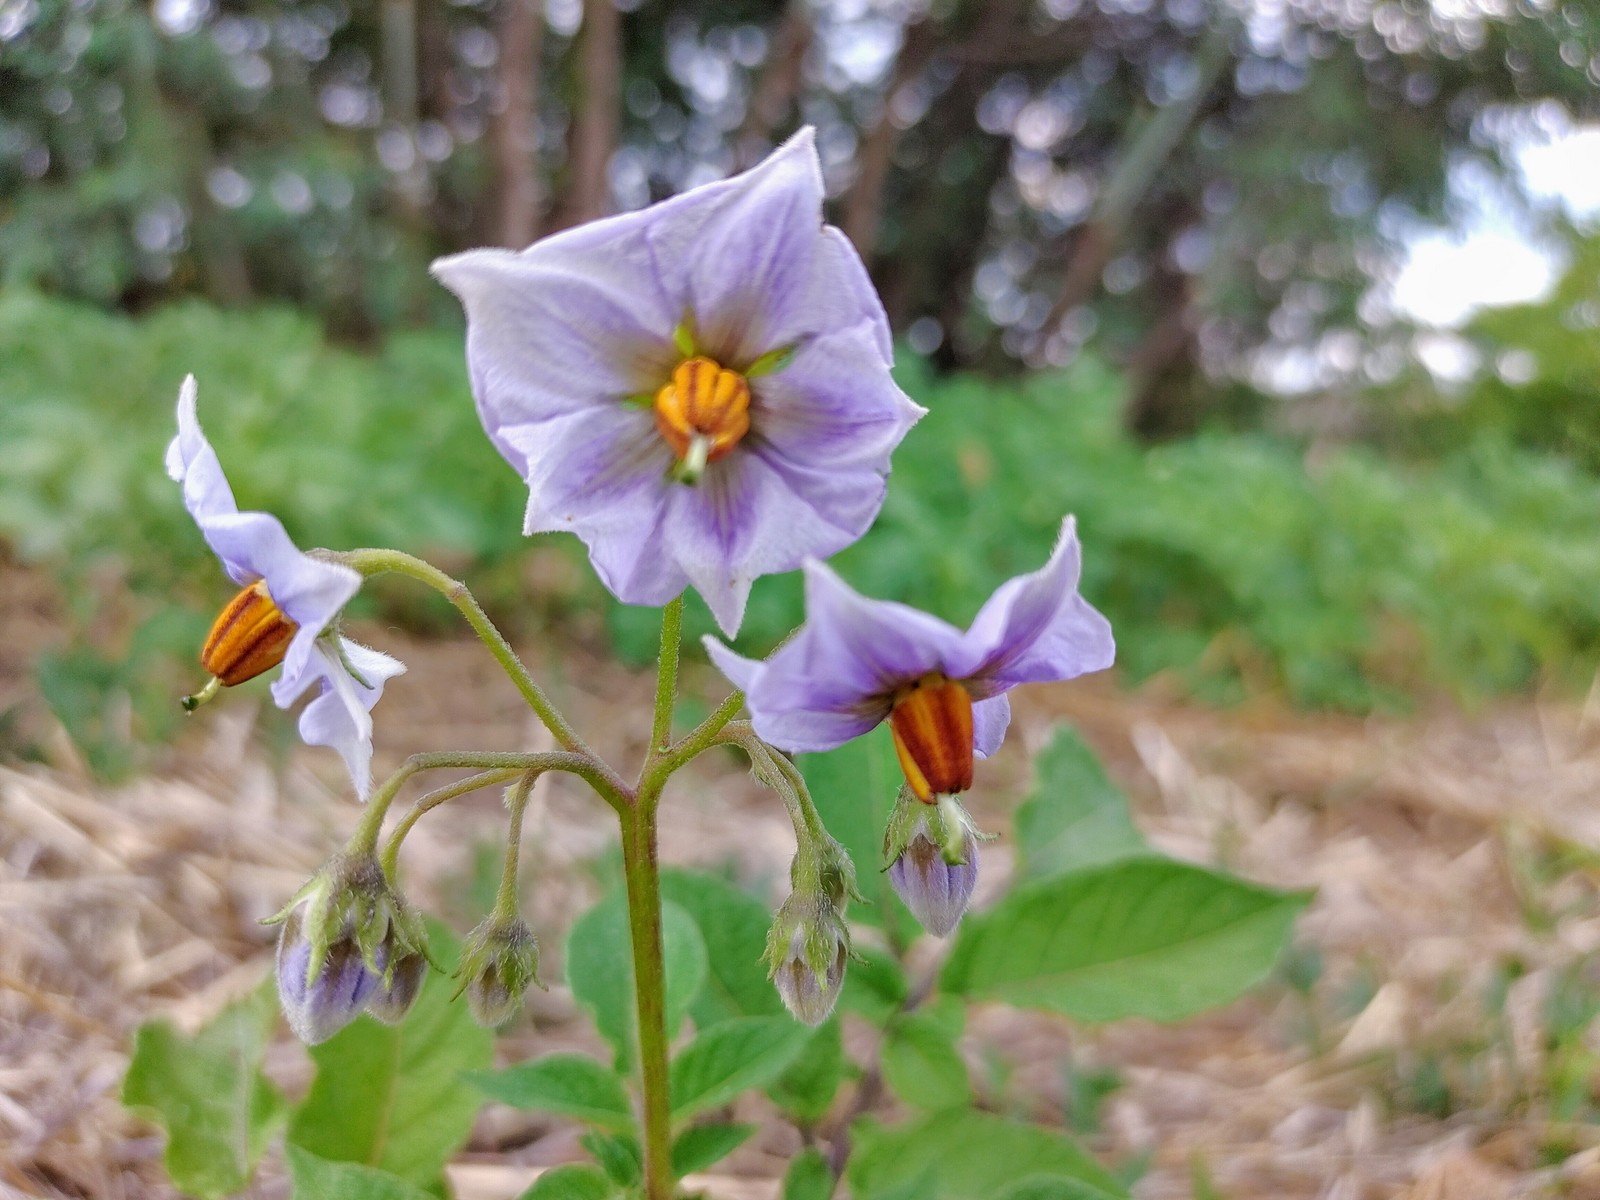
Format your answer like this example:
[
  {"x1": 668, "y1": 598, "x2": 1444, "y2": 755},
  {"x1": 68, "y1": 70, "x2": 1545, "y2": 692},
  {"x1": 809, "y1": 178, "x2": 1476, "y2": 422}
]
[
  {"x1": 765, "y1": 895, "x2": 848, "y2": 1026},
  {"x1": 275, "y1": 906, "x2": 383, "y2": 1045},
  {"x1": 888, "y1": 826, "x2": 979, "y2": 938},
  {"x1": 458, "y1": 917, "x2": 541, "y2": 1029},
  {"x1": 366, "y1": 949, "x2": 427, "y2": 1026}
]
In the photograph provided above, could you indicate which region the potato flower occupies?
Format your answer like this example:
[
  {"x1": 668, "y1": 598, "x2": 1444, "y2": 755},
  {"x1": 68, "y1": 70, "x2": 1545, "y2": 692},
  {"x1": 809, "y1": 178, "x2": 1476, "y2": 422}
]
[
  {"x1": 431, "y1": 128, "x2": 924, "y2": 636},
  {"x1": 166, "y1": 376, "x2": 404, "y2": 797}
]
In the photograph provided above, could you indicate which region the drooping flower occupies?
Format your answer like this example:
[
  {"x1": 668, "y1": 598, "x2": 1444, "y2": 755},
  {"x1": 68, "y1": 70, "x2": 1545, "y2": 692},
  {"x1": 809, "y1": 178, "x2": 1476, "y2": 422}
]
[
  {"x1": 431, "y1": 128, "x2": 924, "y2": 636},
  {"x1": 883, "y1": 787, "x2": 981, "y2": 936},
  {"x1": 706, "y1": 516, "x2": 1114, "y2": 802},
  {"x1": 456, "y1": 916, "x2": 541, "y2": 1028},
  {"x1": 166, "y1": 376, "x2": 404, "y2": 797}
]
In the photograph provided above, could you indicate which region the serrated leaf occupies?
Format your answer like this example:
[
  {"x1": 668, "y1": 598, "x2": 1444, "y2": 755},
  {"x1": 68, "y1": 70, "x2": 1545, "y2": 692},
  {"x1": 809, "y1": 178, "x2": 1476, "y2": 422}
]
[
  {"x1": 782, "y1": 1146, "x2": 836, "y2": 1200},
  {"x1": 669, "y1": 1015, "x2": 811, "y2": 1121},
  {"x1": 286, "y1": 1146, "x2": 435, "y2": 1200},
  {"x1": 566, "y1": 893, "x2": 708, "y2": 1072},
  {"x1": 122, "y1": 979, "x2": 286, "y2": 1200},
  {"x1": 670, "y1": 1122, "x2": 755, "y2": 1176},
  {"x1": 660, "y1": 868, "x2": 783, "y2": 1025},
  {"x1": 847, "y1": 1110, "x2": 1127, "y2": 1200},
  {"x1": 469, "y1": 1054, "x2": 633, "y2": 1131},
  {"x1": 581, "y1": 1131, "x2": 642, "y2": 1187},
  {"x1": 1014, "y1": 729, "x2": 1147, "y2": 878},
  {"x1": 287, "y1": 930, "x2": 493, "y2": 1186},
  {"x1": 941, "y1": 859, "x2": 1310, "y2": 1023},
  {"x1": 768, "y1": 1018, "x2": 845, "y2": 1123},
  {"x1": 799, "y1": 726, "x2": 901, "y2": 919},
  {"x1": 518, "y1": 1163, "x2": 622, "y2": 1200},
  {"x1": 881, "y1": 1013, "x2": 970, "y2": 1111}
]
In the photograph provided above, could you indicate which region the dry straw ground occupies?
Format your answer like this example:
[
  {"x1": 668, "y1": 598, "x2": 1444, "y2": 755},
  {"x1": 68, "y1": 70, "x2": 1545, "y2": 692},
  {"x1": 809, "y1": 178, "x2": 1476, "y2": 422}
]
[{"x1": 4, "y1": 599, "x2": 1600, "y2": 1200}]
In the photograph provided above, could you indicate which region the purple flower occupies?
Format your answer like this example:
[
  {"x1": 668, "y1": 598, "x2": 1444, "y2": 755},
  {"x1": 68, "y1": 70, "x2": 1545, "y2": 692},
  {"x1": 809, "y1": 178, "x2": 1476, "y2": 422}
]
[
  {"x1": 706, "y1": 516, "x2": 1114, "y2": 802},
  {"x1": 765, "y1": 894, "x2": 849, "y2": 1026},
  {"x1": 430, "y1": 128, "x2": 924, "y2": 636},
  {"x1": 885, "y1": 800, "x2": 980, "y2": 937},
  {"x1": 166, "y1": 376, "x2": 405, "y2": 797}
]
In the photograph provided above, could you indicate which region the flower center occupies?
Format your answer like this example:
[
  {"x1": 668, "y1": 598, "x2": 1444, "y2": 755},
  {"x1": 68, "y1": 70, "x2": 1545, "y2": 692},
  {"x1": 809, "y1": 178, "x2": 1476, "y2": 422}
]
[
  {"x1": 653, "y1": 356, "x2": 751, "y2": 483},
  {"x1": 888, "y1": 673, "x2": 974, "y2": 804},
  {"x1": 201, "y1": 578, "x2": 299, "y2": 687}
]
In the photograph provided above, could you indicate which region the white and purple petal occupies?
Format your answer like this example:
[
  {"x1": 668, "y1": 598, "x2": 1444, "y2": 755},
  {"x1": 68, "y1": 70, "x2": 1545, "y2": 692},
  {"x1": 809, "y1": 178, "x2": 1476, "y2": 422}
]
[
  {"x1": 961, "y1": 517, "x2": 1116, "y2": 695},
  {"x1": 276, "y1": 639, "x2": 406, "y2": 800}
]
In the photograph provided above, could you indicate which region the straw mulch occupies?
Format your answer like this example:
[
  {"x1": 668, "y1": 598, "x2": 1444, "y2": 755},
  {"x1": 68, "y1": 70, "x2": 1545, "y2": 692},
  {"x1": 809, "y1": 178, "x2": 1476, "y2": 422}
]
[{"x1": 3, "y1": 612, "x2": 1600, "y2": 1200}]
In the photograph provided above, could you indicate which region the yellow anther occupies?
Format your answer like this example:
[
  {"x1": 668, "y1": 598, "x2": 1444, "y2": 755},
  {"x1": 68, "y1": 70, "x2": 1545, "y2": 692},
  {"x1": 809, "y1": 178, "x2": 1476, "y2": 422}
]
[
  {"x1": 888, "y1": 674, "x2": 975, "y2": 804},
  {"x1": 199, "y1": 579, "x2": 298, "y2": 687},
  {"x1": 654, "y1": 357, "x2": 751, "y2": 481}
]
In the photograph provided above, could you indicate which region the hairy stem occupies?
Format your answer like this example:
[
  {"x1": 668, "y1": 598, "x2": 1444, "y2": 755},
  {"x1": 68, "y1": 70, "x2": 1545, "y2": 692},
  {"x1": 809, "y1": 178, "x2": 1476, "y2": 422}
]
[
  {"x1": 378, "y1": 767, "x2": 524, "y2": 878},
  {"x1": 648, "y1": 596, "x2": 683, "y2": 759},
  {"x1": 621, "y1": 799, "x2": 673, "y2": 1200},
  {"x1": 493, "y1": 773, "x2": 538, "y2": 920},
  {"x1": 644, "y1": 687, "x2": 745, "y2": 792}
]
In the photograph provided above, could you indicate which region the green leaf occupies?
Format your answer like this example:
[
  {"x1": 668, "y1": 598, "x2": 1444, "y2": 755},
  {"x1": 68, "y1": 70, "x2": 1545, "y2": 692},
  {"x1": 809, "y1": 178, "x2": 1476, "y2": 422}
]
[
  {"x1": 881, "y1": 1012, "x2": 970, "y2": 1111},
  {"x1": 798, "y1": 725, "x2": 901, "y2": 918},
  {"x1": 838, "y1": 942, "x2": 908, "y2": 1024},
  {"x1": 566, "y1": 893, "x2": 708, "y2": 1071},
  {"x1": 848, "y1": 1110, "x2": 1127, "y2": 1200},
  {"x1": 517, "y1": 1163, "x2": 622, "y2": 1200},
  {"x1": 669, "y1": 1015, "x2": 812, "y2": 1121},
  {"x1": 285, "y1": 1147, "x2": 435, "y2": 1200},
  {"x1": 941, "y1": 859, "x2": 1310, "y2": 1023},
  {"x1": 670, "y1": 1122, "x2": 756, "y2": 1176},
  {"x1": 287, "y1": 930, "x2": 494, "y2": 1186},
  {"x1": 997, "y1": 1177, "x2": 1121, "y2": 1200},
  {"x1": 580, "y1": 1131, "x2": 642, "y2": 1187},
  {"x1": 469, "y1": 1054, "x2": 633, "y2": 1131},
  {"x1": 782, "y1": 1146, "x2": 836, "y2": 1200},
  {"x1": 768, "y1": 1018, "x2": 846, "y2": 1123},
  {"x1": 1014, "y1": 729, "x2": 1147, "y2": 878},
  {"x1": 122, "y1": 979, "x2": 287, "y2": 1200},
  {"x1": 660, "y1": 868, "x2": 783, "y2": 1024}
]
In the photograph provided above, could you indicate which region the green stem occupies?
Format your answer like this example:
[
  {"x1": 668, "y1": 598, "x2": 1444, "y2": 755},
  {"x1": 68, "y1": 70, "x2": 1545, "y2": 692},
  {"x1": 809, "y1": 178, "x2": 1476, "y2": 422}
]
[
  {"x1": 493, "y1": 773, "x2": 537, "y2": 920},
  {"x1": 339, "y1": 548, "x2": 593, "y2": 758},
  {"x1": 648, "y1": 596, "x2": 683, "y2": 758},
  {"x1": 378, "y1": 767, "x2": 525, "y2": 878},
  {"x1": 643, "y1": 688, "x2": 745, "y2": 793},
  {"x1": 351, "y1": 750, "x2": 627, "y2": 859},
  {"x1": 717, "y1": 723, "x2": 826, "y2": 842},
  {"x1": 621, "y1": 799, "x2": 674, "y2": 1200}
]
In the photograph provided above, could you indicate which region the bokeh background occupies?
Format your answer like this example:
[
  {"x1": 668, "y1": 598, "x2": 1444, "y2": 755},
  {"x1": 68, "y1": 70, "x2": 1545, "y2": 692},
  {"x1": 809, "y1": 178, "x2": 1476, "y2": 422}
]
[{"x1": 5, "y1": 0, "x2": 1600, "y2": 1197}]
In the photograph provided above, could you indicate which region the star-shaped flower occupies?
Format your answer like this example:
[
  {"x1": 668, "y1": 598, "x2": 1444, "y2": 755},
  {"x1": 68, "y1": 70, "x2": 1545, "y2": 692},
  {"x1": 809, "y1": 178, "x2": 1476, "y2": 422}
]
[
  {"x1": 705, "y1": 516, "x2": 1115, "y2": 803},
  {"x1": 431, "y1": 128, "x2": 924, "y2": 636},
  {"x1": 166, "y1": 376, "x2": 404, "y2": 797}
]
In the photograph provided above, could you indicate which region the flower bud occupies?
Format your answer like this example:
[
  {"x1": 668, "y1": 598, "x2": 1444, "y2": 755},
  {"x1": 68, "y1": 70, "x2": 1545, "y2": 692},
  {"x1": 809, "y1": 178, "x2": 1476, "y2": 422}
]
[
  {"x1": 457, "y1": 917, "x2": 541, "y2": 1028},
  {"x1": 883, "y1": 789, "x2": 984, "y2": 937},
  {"x1": 275, "y1": 905, "x2": 382, "y2": 1045},
  {"x1": 267, "y1": 853, "x2": 429, "y2": 1043},
  {"x1": 764, "y1": 894, "x2": 848, "y2": 1026},
  {"x1": 365, "y1": 948, "x2": 427, "y2": 1026}
]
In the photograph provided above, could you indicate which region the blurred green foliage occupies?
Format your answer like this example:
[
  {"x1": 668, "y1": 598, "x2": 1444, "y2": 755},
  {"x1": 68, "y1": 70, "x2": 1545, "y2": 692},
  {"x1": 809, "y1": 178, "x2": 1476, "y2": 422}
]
[{"x1": 4, "y1": 286, "x2": 1599, "y2": 767}]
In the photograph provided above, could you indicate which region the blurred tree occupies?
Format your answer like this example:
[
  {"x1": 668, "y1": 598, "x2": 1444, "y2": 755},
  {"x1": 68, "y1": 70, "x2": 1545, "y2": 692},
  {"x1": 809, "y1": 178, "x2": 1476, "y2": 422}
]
[{"x1": 3, "y1": 0, "x2": 1597, "y2": 436}]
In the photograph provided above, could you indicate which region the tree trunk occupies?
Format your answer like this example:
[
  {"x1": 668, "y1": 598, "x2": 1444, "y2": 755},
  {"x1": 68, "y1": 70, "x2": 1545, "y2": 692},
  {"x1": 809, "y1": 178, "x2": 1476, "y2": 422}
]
[
  {"x1": 840, "y1": 16, "x2": 938, "y2": 261},
  {"x1": 488, "y1": 0, "x2": 545, "y2": 246},
  {"x1": 562, "y1": 0, "x2": 621, "y2": 227}
]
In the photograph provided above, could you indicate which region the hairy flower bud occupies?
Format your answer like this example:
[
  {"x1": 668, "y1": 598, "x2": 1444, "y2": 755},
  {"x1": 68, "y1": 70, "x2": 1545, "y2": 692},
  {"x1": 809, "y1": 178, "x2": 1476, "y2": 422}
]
[
  {"x1": 275, "y1": 905, "x2": 382, "y2": 1045},
  {"x1": 457, "y1": 917, "x2": 541, "y2": 1028},
  {"x1": 365, "y1": 947, "x2": 427, "y2": 1026},
  {"x1": 883, "y1": 789, "x2": 985, "y2": 937},
  {"x1": 267, "y1": 853, "x2": 430, "y2": 1044},
  {"x1": 765, "y1": 894, "x2": 848, "y2": 1026}
]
